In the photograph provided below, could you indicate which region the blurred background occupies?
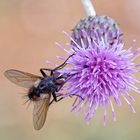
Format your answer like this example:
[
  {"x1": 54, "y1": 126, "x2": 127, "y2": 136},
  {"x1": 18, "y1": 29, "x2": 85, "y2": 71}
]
[{"x1": 1, "y1": 0, "x2": 140, "y2": 140}]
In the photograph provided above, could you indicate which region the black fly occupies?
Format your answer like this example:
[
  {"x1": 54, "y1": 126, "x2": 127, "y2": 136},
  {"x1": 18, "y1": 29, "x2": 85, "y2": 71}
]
[{"x1": 4, "y1": 55, "x2": 78, "y2": 130}]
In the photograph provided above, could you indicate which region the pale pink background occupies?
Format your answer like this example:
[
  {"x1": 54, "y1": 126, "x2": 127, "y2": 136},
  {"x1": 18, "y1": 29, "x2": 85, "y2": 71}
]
[{"x1": 1, "y1": 0, "x2": 140, "y2": 140}]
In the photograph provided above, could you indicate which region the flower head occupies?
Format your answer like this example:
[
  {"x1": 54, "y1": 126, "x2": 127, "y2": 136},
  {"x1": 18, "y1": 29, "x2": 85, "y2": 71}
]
[
  {"x1": 57, "y1": 16, "x2": 140, "y2": 125},
  {"x1": 71, "y1": 16, "x2": 123, "y2": 48}
]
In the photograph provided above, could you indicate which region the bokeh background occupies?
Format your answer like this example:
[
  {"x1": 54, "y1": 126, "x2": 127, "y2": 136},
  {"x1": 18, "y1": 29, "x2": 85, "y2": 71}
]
[{"x1": 1, "y1": 0, "x2": 140, "y2": 140}]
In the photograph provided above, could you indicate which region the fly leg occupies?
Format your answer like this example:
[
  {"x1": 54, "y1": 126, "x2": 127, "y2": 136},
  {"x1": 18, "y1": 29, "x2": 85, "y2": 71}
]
[
  {"x1": 40, "y1": 68, "x2": 53, "y2": 77},
  {"x1": 40, "y1": 54, "x2": 74, "y2": 77},
  {"x1": 52, "y1": 54, "x2": 74, "y2": 71},
  {"x1": 49, "y1": 92, "x2": 64, "y2": 106},
  {"x1": 49, "y1": 93, "x2": 84, "y2": 106},
  {"x1": 49, "y1": 97, "x2": 64, "y2": 106}
]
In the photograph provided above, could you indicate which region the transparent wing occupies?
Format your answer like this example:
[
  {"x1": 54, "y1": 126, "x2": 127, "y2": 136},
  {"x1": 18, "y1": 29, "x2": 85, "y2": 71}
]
[
  {"x1": 33, "y1": 94, "x2": 51, "y2": 130},
  {"x1": 4, "y1": 69, "x2": 42, "y2": 88}
]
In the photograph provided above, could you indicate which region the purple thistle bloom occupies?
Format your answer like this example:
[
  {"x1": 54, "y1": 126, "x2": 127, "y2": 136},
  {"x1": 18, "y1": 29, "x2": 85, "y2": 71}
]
[{"x1": 56, "y1": 16, "x2": 140, "y2": 125}]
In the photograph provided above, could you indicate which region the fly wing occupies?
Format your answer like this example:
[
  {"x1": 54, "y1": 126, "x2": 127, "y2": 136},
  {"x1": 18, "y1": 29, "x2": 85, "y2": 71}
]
[
  {"x1": 4, "y1": 69, "x2": 42, "y2": 88},
  {"x1": 33, "y1": 94, "x2": 51, "y2": 130}
]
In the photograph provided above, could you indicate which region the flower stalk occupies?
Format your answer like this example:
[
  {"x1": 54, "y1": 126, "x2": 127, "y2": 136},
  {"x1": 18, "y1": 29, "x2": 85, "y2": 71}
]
[{"x1": 81, "y1": 0, "x2": 96, "y2": 17}]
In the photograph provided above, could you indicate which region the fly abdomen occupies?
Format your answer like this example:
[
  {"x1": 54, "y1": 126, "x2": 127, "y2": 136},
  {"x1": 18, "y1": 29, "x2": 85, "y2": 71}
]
[{"x1": 28, "y1": 87, "x2": 40, "y2": 101}]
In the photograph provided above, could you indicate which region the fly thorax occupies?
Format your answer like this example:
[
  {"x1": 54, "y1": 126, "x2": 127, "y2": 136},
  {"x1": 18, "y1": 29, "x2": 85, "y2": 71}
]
[{"x1": 38, "y1": 76, "x2": 57, "y2": 93}]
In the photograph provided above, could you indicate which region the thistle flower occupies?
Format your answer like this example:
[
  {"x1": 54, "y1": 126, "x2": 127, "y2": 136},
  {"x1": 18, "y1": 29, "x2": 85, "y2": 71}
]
[
  {"x1": 57, "y1": 16, "x2": 140, "y2": 125},
  {"x1": 71, "y1": 16, "x2": 123, "y2": 48}
]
